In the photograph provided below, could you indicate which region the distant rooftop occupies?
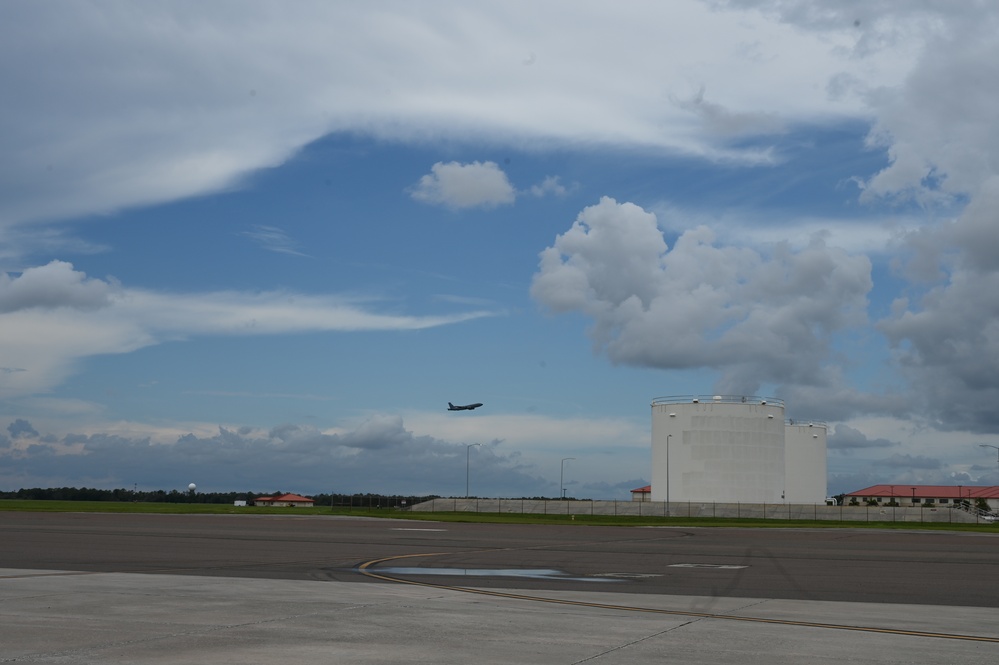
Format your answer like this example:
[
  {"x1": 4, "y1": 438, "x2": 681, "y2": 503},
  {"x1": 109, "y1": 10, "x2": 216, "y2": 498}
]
[{"x1": 847, "y1": 485, "x2": 999, "y2": 499}]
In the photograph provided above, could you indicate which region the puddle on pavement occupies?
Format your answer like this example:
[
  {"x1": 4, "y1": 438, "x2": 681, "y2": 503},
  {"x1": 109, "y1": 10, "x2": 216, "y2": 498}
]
[{"x1": 374, "y1": 567, "x2": 617, "y2": 583}]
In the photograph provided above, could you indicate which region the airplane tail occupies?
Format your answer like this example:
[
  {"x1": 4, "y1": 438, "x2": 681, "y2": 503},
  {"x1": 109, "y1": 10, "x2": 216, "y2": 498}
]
[{"x1": 448, "y1": 402, "x2": 455, "y2": 408}]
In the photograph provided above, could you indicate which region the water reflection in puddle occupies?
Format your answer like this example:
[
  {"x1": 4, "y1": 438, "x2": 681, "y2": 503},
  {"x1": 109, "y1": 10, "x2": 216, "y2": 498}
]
[{"x1": 375, "y1": 567, "x2": 617, "y2": 583}]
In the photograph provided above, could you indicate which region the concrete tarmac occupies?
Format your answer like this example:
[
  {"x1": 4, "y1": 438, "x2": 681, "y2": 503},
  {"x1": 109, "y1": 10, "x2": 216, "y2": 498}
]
[
  {"x1": 3, "y1": 567, "x2": 999, "y2": 664},
  {"x1": 2, "y1": 513, "x2": 998, "y2": 663}
]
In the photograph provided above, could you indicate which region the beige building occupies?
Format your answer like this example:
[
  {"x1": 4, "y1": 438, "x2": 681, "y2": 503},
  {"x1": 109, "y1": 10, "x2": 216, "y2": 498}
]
[{"x1": 651, "y1": 395, "x2": 828, "y2": 505}]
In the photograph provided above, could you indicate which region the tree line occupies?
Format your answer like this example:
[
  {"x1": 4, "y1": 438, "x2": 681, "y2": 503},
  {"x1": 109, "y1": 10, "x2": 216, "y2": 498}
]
[
  {"x1": 0, "y1": 487, "x2": 581, "y2": 506},
  {"x1": 0, "y1": 487, "x2": 445, "y2": 506}
]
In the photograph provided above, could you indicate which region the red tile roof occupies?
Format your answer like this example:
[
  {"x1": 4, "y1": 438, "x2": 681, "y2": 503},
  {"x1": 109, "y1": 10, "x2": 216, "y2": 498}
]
[
  {"x1": 846, "y1": 485, "x2": 999, "y2": 499},
  {"x1": 631, "y1": 485, "x2": 651, "y2": 493},
  {"x1": 254, "y1": 493, "x2": 314, "y2": 503}
]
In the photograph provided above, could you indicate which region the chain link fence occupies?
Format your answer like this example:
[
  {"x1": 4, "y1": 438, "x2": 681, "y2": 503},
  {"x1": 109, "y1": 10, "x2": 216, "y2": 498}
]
[{"x1": 409, "y1": 498, "x2": 995, "y2": 523}]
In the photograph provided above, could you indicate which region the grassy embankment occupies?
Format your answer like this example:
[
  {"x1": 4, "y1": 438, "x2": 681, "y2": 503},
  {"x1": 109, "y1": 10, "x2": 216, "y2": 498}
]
[{"x1": 1, "y1": 499, "x2": 996, "y2": 532}]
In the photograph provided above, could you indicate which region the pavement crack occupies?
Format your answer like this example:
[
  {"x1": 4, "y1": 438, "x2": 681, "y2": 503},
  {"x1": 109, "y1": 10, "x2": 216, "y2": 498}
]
[{"x1": 571, "y1": 619, "x2": 702, "y2": 663}]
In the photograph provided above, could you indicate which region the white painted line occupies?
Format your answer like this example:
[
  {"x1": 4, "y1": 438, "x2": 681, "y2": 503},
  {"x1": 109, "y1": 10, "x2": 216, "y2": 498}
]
[{"x1": 669, "y1": 563, "x2": 748, "y2": 569}]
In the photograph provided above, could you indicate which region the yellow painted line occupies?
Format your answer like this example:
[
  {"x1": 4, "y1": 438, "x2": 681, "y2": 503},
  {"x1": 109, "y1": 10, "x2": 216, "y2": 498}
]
[{"x1": 358, "y1": 553, "x2": 999, "y2": 644}]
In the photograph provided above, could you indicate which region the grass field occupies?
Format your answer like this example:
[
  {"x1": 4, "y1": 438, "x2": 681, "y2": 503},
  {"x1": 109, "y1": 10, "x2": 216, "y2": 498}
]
[{"x1": 2, "y1": 499, "x2": 997, "y2": 532}]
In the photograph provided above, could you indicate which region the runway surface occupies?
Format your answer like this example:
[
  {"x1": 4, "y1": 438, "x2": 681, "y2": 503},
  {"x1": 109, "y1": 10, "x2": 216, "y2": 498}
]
[
  {"x1": 3, "y1": 512, "x2": 999, "y2": 663},
  {"x1": 3, "y1": 512, "x2": 997, "y2": 606}
]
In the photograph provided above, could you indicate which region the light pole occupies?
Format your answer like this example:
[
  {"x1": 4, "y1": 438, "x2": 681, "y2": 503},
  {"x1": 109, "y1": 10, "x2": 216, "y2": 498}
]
[
  {"x1": 666, "y1": 434, "x2": 672, "y2": 515},
  {"x1": 979, "y1": 444, "x2": 999, "y2": 475},
  {"x1": 466, "y1": 443, "x2": 480, "y2": 498},
  {"x1": 560, "y1": 457, "x2": 575, "y2": 499}
]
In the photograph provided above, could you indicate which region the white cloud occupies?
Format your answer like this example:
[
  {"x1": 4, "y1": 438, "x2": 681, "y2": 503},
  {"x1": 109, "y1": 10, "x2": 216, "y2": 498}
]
[
  {"x1": 670, "y1": 86, "x2": 786, "y2": 137},
  {"x1": 410, "y1": 161, "x2": 516, "y2": 210},
  {"x1": 531, "y1": 197, "x2": 872, "y2": 394},
  {"x1": 0, "y1": 261, "x2": 496, "y2": 399},
  {"x1": 405, "y1": 410, "x2": 648, "y2": 455},
  {"x1": 0, "y1": 261, "x2": 118, "y2": 313},
  {"x1": 529, "y1": 176, "x2": 569, "y2": 198},
  {"x1": 652, "y1": 201, "x2": 924, "y2": 255},
  {"x1": 239, "y1": 225, "x2": 309, "y2": 257},
  {"x1": 0, "y1": 412, "x2": 648, "y2": 498},
  {"x1": 0, "y1": 1, "x2": 909, "y2": 239},
  {"x1": 825, "y1": 413, "x2": 999, "y2": 493},
  {"x1": 828, "y1": 423, "x2": 898, "y2": 450},
  {"x1": 701, "y1": 1, "x2": 999, "y2": 240},
  {"x1": 858, "y1": 12, "x2": 999, "y2": 203}
]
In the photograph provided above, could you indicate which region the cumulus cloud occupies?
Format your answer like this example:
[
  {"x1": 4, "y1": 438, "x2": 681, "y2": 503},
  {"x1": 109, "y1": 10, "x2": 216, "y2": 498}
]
[
  {"x1": 875, "y1": 179, "x2": 999, "y2": 433},
  {"x1": 0, "y1": 416, "x2": 547, "y2": 497},
  {"x1": 0, "y1": 261, "x2": 118, "y2": 313},
  {"x1": 878, "y1": 270, "x2": 999, "y2": 434},
  {"x1": 531, "y1": 197, "x2": 872, "y2": 395},
  {"x1": 711, "y1": 3, "x2": 999, "y2": 434},
  {"x1": 410, "y1": 161, "x2": 516, "y2": 210},
  {"x1": 858, "y1": 12, "x2": 999, "y2": 203},
  {"x1": 718, "y1": 2, "x2": 999, "y2": 206},
  {"x1": 339, "y1": 414, "x2": 416, "y2": 450},
  {"x1": 7, "y1": 418, "x2": 38, "y2": 440},
  {"x1": 0, "y1": 262, "x2": 496, "y2": 399}
]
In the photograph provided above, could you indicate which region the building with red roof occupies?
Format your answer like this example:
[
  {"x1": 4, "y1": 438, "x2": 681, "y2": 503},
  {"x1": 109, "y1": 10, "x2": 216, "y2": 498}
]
[
  {"x1": 845, "y1": 485, "x2": 999, "y2": 511},
  {"x1": 252, "y1": 493, "x2": 315, "y2": 507},
  {"x1": 630, "y1": 485, "x2": 651, "y2": 502}
]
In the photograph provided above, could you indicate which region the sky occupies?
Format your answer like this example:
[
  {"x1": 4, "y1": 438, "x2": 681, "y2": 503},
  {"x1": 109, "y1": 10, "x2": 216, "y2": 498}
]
[{"x1": 3, "y1": 0, "x2": 999, "y2": 500}]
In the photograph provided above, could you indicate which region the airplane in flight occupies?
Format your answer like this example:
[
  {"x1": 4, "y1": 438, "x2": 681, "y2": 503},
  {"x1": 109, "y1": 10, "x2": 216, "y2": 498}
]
[{"x1": 448, "y1": 402, "x2": 483, "y2": 411}]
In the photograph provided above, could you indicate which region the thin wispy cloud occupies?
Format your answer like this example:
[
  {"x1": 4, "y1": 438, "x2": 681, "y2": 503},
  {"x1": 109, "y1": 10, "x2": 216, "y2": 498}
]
[{"x1": 239, "y1": 225, "x2": 309, "y2": 257}]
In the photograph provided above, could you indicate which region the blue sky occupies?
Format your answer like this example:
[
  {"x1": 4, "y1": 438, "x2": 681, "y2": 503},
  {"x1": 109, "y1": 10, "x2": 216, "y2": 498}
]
[{"x1": 3, "y1": 1, "x2": 999, "y2": 499}]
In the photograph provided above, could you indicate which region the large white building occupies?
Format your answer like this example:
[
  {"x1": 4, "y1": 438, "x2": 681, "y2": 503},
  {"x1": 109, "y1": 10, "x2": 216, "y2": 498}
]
[{"x1": 651, "y1": 395, "x2": 827, "y2": 504}]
